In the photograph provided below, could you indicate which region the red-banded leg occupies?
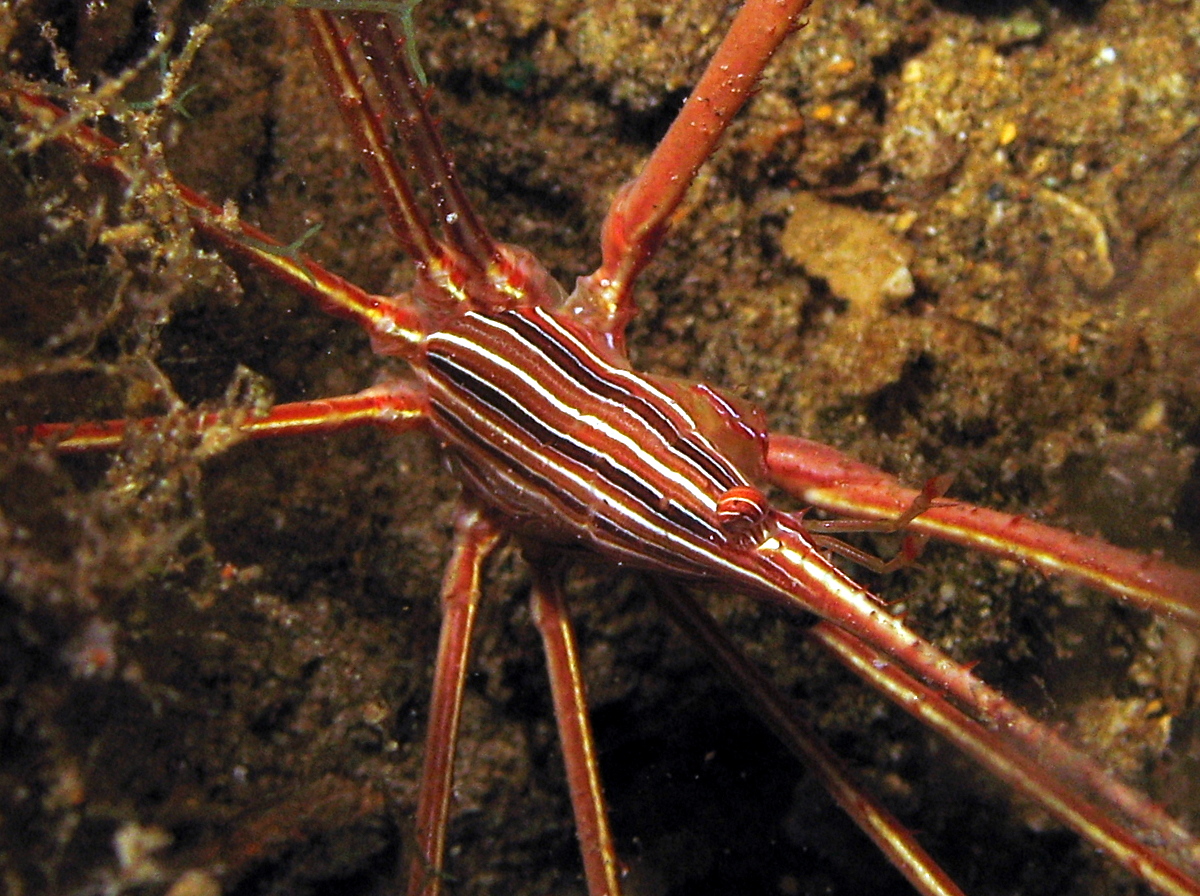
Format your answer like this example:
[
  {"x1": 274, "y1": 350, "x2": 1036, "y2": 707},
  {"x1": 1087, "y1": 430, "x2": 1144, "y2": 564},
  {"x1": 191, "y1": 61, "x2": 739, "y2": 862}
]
[
  {"x1": 748, "y1": 511, "x2": 1200, "y2": 885},
  {"x1": 810, "y1": 622, "x2": 1200, "y2": 896},
  {"x1": 530, "y1": 565, "x2": 624, "y2": 896},
  {"x1": 658, "y1": 573, "x2": 1200, "y2": 896},
  {"x1": 5, "y1": 88, "x2": 424, "y2": 357},
  {"x1": 569, "y1": 0, "x2": 815, "y2": 340},
  {"x1": 25, "y1": 384, "x2": 429, "y2": 453},
  {"x1": 408, "y1": 503, "x2": 502, "y2": 896},
  {"x1": 767, "y1": 436, "x2": 1200, "y2": 631},
  {"x1": 653, "y1": 580, "x2": 967, "y2": 896}
]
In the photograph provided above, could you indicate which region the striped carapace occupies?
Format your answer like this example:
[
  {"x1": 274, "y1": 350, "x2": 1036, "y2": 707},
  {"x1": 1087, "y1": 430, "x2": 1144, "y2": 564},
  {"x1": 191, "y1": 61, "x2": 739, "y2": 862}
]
[{"x1": 424, "y1": 306, "x2": 773, "y2": 569}]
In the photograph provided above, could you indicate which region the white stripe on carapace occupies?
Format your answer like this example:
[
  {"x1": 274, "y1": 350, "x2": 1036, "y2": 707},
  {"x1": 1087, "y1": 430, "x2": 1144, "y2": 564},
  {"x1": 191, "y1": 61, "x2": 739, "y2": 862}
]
[
  {"x1": 516, "y1": 309, "x2": 748, "y2": 487},
  {"x1": 430, "y1": 383, "x2": 734, "y2": 577},
  {"x1": 429, "y1": 311, "x2": 742, "y2": 514},
  {"x1": 427, "y1": 350, "x2": 723, "y2": 550},
  {"x1": 422, "y1": 309, "x2": 800, "y2": 580},
  {"x1": 424, "y1": 307, "x2": 885, "y2": 634}
]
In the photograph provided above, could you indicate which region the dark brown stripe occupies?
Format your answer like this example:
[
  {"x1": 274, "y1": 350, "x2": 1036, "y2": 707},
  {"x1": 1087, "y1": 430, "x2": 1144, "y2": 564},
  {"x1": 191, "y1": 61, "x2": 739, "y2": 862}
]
[{"x1": 423, "y1": 308, "x2": 778, "y2": 574}]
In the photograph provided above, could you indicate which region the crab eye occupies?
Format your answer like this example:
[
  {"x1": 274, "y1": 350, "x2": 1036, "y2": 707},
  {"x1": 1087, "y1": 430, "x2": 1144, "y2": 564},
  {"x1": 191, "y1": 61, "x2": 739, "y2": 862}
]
[{"x1": 716, "y1": 485, "x2": 768, "y2": 532}]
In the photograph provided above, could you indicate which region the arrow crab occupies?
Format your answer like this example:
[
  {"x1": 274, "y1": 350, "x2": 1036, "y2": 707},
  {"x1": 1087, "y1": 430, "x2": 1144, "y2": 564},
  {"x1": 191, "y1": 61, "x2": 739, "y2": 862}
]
[{"x1": 3, "y1": 0, "x2": 1200, "y2": 894}]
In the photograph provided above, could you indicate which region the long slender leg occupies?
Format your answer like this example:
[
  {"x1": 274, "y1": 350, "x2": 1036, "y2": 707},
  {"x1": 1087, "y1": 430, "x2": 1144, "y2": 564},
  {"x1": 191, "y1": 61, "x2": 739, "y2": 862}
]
[
  {"x1": 337, "y1": 13, "x2": 565, "y2": 315},
  {"x1": 571, "y1": 0, "x2": 814, "y2": 339},
  {"x1": 753, "y1": 519, "x2": 1200, "y2": 887},
  {"x1": 767, "y1": 435, "x2": 1200, "y2": 626},
  {"x1": 307, "y1": 12, "x2": 565, "y2": 317},
  {"x1": 25, "y1": 383, "x2": 428, "y2": 454},
  {"x1": 345, "y1": 14, "x2": 498, "y2": 270},
  {"x1": 303, "y1": 12, "x2": 448, "y2": 274},
  {"x1": 529, "y1": 566, "x2": 623, "y2": 896},
  {"x1": 3, "y1": 88, "x2": 423, "y2": 356},
  {"x1": 661, "y1": 575, "x2": 1200, "y2": 895},
  {"x1": 811, "y1": 621, "x2": 1200, "y2": 896},
  {"x1": 652, "y1": 580, "x2": 967, "y2": 896},
  {"x1": 408, "y1": 503, "x2": 502, "y2": 896}
]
